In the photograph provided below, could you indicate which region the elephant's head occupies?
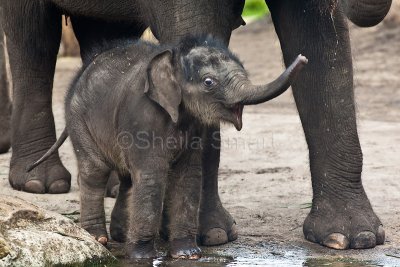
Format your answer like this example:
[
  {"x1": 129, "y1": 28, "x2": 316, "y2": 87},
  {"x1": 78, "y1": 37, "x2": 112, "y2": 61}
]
[
  {"x1": 341, "y1": 0, "x2": 392, "y2": 27},
  {"x1": 145, "y1": 37, "x2": 307, "y2": 131}
]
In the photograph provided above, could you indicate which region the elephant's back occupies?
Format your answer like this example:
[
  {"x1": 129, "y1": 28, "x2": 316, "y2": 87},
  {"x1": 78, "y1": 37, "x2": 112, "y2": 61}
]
[{"x1": 66, "y1": 40, "x2": 156, "y2": 110}]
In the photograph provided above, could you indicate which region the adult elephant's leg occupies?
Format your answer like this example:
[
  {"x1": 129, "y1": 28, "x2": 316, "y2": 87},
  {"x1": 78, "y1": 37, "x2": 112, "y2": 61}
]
[
  {"x1": 70, "y1": 17, "x2": 146, "y2": 65},
  {"x1": 267, "y1": 0, "x2": 384, "y2": 249},
  {"x1": 0, "y1": 21, "x2": 11, "y2": 154},
  {"x1": 199, "y1": 127, "x2": 237, "y2": 246},
  {"x1": 2, "y1": 1, "x2": 71, "y2": 193}
]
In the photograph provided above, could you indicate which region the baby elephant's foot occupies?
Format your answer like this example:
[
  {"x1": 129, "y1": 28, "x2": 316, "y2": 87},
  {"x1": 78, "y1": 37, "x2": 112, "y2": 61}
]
[
  {"x1": 110, "y1": 219, "x2": 127, "y2": 243},
  {"x1": 94, "y1": 235, "x2": 108, "y2": 246},
  {"x1": 304, "y1": 196, "x2": 384, "y2": 249},
  {"x1": 87, "y1": 228, "x2": 109, "y2": 246},
  {"x1": 169, "y1": 238, "x2": 202, "y2": 259},
  {"x1": 126, "y1": 240, "x2": 156, "y2": 259}
]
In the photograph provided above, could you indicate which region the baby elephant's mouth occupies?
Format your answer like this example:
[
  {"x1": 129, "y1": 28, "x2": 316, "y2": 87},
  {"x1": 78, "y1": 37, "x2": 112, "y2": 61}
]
[{"x1": 230, "y1": 103, "x2": 244, "y2": 131}]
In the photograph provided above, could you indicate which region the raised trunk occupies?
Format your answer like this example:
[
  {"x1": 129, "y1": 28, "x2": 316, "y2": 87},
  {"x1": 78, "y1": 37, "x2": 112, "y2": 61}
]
[
  {"x1": 237, "y1": 55, "x2": 308, "y2": 105},
  {"x1": 342, "y1": 0, "x2": 392, "y2": 27}
]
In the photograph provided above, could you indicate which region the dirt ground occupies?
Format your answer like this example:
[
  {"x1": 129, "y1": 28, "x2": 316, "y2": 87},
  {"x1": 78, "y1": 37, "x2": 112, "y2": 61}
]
[{"x1": 1, "y1": 12, "x2": 400, "y2": 267}]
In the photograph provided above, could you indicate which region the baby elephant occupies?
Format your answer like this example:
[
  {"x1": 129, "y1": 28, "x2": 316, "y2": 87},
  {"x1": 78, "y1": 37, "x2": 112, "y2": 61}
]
[{"x1": 28, "y1": 36, "x2": 307, "y2": 259}]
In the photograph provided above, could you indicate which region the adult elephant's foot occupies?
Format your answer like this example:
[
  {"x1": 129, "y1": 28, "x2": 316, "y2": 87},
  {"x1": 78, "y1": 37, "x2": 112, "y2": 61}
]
[
  {"x1": 303, "y1": 194, "x2": 384, "y2": 249},
  {"x1": 199, "y1": 204, "x2": 238, "y2": 246},
  {"x1": 9, "y1": 153, "x2": 71, "y2": 194}
]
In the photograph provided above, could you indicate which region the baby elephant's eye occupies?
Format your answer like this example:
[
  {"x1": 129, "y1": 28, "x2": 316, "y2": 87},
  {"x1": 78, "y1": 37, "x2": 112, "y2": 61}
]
[{"x1": 203, "y1": 77, "x2": 215, "y2": 87}]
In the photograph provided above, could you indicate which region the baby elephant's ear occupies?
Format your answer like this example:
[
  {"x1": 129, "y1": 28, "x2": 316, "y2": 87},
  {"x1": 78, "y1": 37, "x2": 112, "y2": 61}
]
[{"x1": 145, "y1": 50, "x2": 182, "y2": 123}]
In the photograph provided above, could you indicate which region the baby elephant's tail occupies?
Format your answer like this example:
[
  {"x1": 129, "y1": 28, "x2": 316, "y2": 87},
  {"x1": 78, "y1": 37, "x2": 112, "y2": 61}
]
[{"x1": 26, "y1": 129, "x2": 69, "y2": 172}]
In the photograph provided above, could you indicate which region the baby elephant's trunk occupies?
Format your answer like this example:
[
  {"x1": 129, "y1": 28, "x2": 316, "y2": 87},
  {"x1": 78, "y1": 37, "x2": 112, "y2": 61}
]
[
  {"x1": 239, "y1": 55, "x2": 308, "y2": 105},
  {"x1": 26, "y1": 129, "x2": 69, "y2": 172}
]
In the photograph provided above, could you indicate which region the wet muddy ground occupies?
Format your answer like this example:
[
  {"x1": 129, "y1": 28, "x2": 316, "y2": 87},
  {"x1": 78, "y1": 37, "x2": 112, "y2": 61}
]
[{"x1": 1, "y1": 13, "x2": 400, "y2": 267}]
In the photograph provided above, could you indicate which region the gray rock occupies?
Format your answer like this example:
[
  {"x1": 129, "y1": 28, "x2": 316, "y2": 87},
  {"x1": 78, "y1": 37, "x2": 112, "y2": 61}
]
[{"x1": 0, "y1": 195, "x2": 115, "y2": 267}]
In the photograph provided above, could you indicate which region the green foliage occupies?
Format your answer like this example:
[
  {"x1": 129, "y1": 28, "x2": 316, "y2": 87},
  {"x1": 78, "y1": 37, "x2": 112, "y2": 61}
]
[{"x1": 242, "y1": 0, "x2": 269, "y2": 19}]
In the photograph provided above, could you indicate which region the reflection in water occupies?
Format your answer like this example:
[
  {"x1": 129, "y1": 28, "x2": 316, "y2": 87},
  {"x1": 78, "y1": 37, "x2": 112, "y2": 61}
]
[
  {"x1": 111, "y1": 256, "x2": 385, "y2": 267},
  {"x1": 105, "y1": 241, "x2": 395, "y2": 267},
  {"x1": 304, "y1": 258, "x2": 384, "y2": 267}
]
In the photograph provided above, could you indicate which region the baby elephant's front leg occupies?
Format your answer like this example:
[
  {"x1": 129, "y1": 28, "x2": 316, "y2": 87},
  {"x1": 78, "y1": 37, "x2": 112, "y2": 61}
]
[
  {"x1": 125, "y1": 161, "x2": 169, "y2": 259},
  {"x1": 165, "y1": 149, "x2": 203, "y2": 259}
]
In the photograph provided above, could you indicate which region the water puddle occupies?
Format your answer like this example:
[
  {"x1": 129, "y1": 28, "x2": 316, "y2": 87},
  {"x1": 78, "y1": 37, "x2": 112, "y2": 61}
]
[
  {"x1": 304, "y1": 258, "x2": 385, "y2": 267},
  {"x1": 89, "y1": 240, "x2": 399, "y2": 267},
  {"x1": 100, "y1": 255, "x2": 388, "y2": 267}
]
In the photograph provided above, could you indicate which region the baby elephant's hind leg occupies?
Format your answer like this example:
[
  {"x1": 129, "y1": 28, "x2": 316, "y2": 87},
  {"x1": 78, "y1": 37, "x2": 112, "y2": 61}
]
[
  {"x1": 105, "y1": 171, "x2": 120, "y2": 198},
  {"x1": 110, "y1": 175, "x2": 132, "y2": 242},
  {"x1": 78, "y1": 157, "x2": 111, "y2": 245}
]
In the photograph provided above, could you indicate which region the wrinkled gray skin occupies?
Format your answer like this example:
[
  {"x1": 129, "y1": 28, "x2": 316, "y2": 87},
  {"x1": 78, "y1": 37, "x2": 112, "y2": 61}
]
[
  {"x1": 29, "y1": 38, "x2": 306, "y2": 259},
  {"x1": 0, "y1": 0, "x2": 393, "y2": 250},
  {"x1": 341, "y1": 0, "x2": 392, "y2": 27}
]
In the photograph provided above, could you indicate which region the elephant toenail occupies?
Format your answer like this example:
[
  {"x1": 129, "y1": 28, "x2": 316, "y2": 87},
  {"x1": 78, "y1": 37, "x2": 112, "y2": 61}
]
[
  {"x1": 24, "y1": 180, "x2": 45, "y2": 194},
  {"x1": 351, "y1": 231, "x2": 376, "y2": 249},
  {"x1": 170, "y1": 239, "x2": 202, "y2": 259},
  {"x1": 97, "y1": 236, "x2": 108, "y2": 245},
  {"x1": 201, "y1": 228, "x2": 228, "y2": 246},
  {"x1": 322, "y1": 233, "x2": 350, "y2": 250},
  {"x1": 376, "y1": 225, "x2": 385, "y2": 245},
  {"x1": 228, "y1": 223, "x2": 238, "y2": 242},
  {"x1": 188, "y1": 252, "x2": 202, "y2": 260},
  {"x1": 48, "y1": 180, "x2": 70, "y2": 194}
]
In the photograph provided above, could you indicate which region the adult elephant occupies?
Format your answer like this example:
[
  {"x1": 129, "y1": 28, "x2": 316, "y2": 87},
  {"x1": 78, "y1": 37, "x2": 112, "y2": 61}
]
[{"x1": 0, "y1": 0, "x2": 392, "y2": 249}]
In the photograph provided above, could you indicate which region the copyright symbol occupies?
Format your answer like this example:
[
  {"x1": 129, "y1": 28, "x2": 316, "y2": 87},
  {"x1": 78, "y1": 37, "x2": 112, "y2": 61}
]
[{"x1": 117, "y1": 131, "x2": 133, "y2": 149}]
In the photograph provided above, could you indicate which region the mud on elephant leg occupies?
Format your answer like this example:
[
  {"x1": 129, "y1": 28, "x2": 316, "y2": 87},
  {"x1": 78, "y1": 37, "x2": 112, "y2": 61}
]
[
  {"x1": 198, "y1": 127, "x2": 238, "y2": 246},
  {"x1": 268, "y1": 0, "x2": 384, "y2": 249},
  {"x1": 0, "y1": 27, "x2": 11, "y2": 154},
  {"x1": 1, "y1": 1, "x2": 71, "y2": 193}
]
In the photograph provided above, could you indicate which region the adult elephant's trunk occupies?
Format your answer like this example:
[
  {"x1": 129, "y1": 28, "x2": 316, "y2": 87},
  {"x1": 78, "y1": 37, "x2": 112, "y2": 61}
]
[
  {"x1": 341, "y1": 0, "x2": 392, "y2": 27},
  {"x1": 236, "y1": 55, "x2": 308, "y2": 106}
]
